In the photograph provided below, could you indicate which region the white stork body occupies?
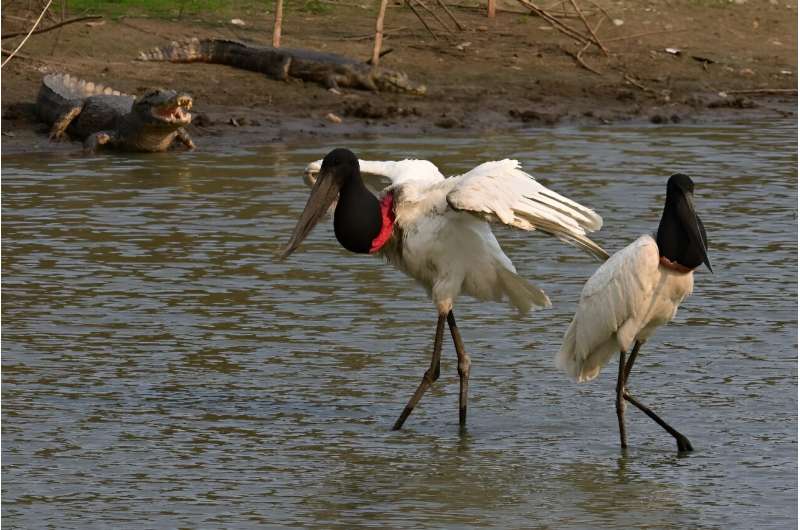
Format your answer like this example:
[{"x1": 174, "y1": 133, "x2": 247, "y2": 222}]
[
  {"x1": 287, "y1": 150, "x2": 606, "y2": 429},
  {"x1": 554, "y1": 173, "x2": 711, "y2": 452},
  {"x1": 305, "y1": 158, "x2": 607, "y2": 315},
  {"x1": 556, "y1": 235, "x2": 694, "y2": 382}
]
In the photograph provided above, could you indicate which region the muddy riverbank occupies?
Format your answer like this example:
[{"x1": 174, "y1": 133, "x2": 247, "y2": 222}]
[{"x1": 1, "y1": 0, "x2": 796, "y2": 153}]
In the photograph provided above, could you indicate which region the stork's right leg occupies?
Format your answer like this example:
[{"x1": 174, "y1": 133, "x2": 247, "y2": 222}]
[
  {"x1": 616, "y1": 349, "x2": 628, "y2": 449},
  {"x1": 392, "y1": 314, "x2": 446, "y2": 430},
  {"x1": 447, "y1": 311, "x2": 471, "y2": 427}
]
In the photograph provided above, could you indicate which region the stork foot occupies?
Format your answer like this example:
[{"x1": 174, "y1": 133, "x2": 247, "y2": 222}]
[{"x1": 676, "y1": 434, "x2": 694, "y2": 453}]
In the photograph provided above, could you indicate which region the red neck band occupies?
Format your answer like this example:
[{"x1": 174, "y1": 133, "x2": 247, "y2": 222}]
[
  {"x1": 659, "y1": 256, "x2": 693, "y2": 274},
  {"x1": 369, "y1": 192, "x2": 395, "y2": 253}
]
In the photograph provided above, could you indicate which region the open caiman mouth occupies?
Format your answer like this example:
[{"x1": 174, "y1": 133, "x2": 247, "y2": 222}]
[{"x1": 151, "y1": 95, "x2": 193, "y2": 125}]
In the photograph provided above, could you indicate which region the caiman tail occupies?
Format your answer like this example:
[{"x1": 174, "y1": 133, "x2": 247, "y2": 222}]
[
  {"x1": 37, "y1": 73, "x2": 128, "y2": 126},
  {"x1": 138, "y1": 38, "x2": 226, "y2": 63},
  {"x1": 137, "y1": 38, "x2": 291, "y2": 78}
]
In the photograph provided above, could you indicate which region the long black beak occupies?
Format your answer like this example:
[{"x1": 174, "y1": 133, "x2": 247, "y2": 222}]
[
  {"x1": 678, "y1": 190, "x2": 713, "y2": 273},
  {"x1": 278, "y1": 169, "x2": 341, "y2": 260}
]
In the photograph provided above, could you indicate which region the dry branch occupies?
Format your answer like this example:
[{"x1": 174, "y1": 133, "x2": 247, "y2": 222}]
[
  {"x1": 1, "y1": 14, "x2": 102, "y2": 39},
  {"x1": 344, "y1": 26, "x2": 408, "y2": 41},
  {"x1": 416, "y1": 0, "x2": 454, "y2": 33},
  {"x1": 407, "y1": 0, "x2": 439, "y2": 39},
  {"x1": 568, "y1": 0, "x2": 607, "y2": 55},
  {"x1": 583, "y1": 0, "x2": 613, "y2": 23},
  {"x1": 515, "y1": 0, "x2": 589, "y2": 45},
  {"x1": 564, "y1": 42, "x2": 600, "y2": 74},
  {"x1": 436, "y1": 0, "x2": 466, "y2": 30},
  {"x1": 2, "y1": 0, "x2": 53, "y2": 67},
  {"x1": 568, "y1": 17, "x2": 605, "y2": 74},
  {"x1": 724, "y1": 88, "x2": 798, "y2": 95},
  {"x1": 605, "y1": 29, "x2": 693, "y2": 43},
  {"x1": 623, "y1": 73, "x2": 655, "y2": 93}
]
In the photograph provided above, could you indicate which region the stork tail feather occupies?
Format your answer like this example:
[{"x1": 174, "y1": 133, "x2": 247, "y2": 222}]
[{"x1": 497, "y1": 268, "x2": 551, "y2": 314}]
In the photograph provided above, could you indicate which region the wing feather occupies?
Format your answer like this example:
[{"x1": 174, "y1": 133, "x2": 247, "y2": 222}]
[
  {"x1": 556, "y1": 236, "x2": 659, "y2": 381},
  {"x1": 445, "y1": 160, "x2": 607, "y2": 259}
]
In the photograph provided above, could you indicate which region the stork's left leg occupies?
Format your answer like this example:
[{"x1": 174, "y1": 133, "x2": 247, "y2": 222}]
[
  {"x1": 447, "y1": 311, "x2": 471, "y2": 426},
  {"x1": 622, "y1": 341, "x2": 694, "y2": 452}
]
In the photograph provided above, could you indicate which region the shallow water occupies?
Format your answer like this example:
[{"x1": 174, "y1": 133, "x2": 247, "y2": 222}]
[{"x1": 3, "y1": 117, "x2": 797, "y2": 529}]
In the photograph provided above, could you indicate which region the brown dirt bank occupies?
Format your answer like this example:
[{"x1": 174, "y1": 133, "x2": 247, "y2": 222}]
[{"x1": 2, "y1": 1, "x2": 797, "y2": 154}]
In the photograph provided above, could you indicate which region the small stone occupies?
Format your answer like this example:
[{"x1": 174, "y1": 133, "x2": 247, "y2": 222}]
[{"x1": 325, "y1": 112, "x2": 342, "y2": 124}]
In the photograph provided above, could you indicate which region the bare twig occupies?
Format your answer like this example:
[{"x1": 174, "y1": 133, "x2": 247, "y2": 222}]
[
  {"x1": 488, "y1": 0, "x2": 496, "y2": 17},
  {"x1": 724, "y1": 88, "x2": 797, "y2": 95},
  {"x1": 605, "y1": 28, "x2": 693, "y2": 43},
  {"x1": 1, "y1": 47, "x2": 44, "y2": 62},
  {"x1": 564, "y1": 43, "x2": 600, "y2": 74},
  {"x1": 372, "y1": 0, "x2": 389, "y2": 65},
  {"x1": 1, "y1": 13, "x2": 101, "y2": 39},
  {"x1": 516, "y1": 0, "x2": 589, "y2": 45},
  {"x1": 2, "y1": 0, "x2": 53, "y2": 67},
  {"x1": 343, "y1": 26, "x2": 408, "y2": 40},
  {"x1": 368, "y1": 47, "x2": 394, "y2": 65},
  {"x1": 583, "y1": 0, "x2": 613, "y2": 22},
  {"x1": 436, "y1": 0, "x2": 466, "y2": 30},
  {"x1": 416, "y1": 0, "x2": 454, "y2": 33},
  {"x1": 272, "y1": 0, "x2": 283, "y2": 47},
  {"x1": 406, "y1": 0, "x2": 439, "y2": 40},
  {"x1": 447, "y1": 2, "x2": 589, "y2": 17},
  {"x1": 624, "y1": 73, "x2": 655, "y2": 92},
  {"x1": 571, "y1": 17, "x2": 604, "y2": 73},
  {"x1": 568, "y1": 0, "x2": 608, "y2": 55}
]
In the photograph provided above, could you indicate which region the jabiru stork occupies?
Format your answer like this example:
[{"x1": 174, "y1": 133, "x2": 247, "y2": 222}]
[
  {"x1": 556, "y1": 173, "x2": 711, "y2": 452},
  {"x1": 281, "y1": 148, "x2": 607, "y2": 430}
]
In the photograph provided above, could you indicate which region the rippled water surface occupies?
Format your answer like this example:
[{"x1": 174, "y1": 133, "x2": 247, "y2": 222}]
[{"x1": 3, "y1": 118, "x2": 797, "y2": 529}]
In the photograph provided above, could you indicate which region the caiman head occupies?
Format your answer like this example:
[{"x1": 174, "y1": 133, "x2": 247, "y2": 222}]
[
  {"x1": 133, "y1": 88, "x2": 193, "y2": 129},
  {"x1": 373, "y1": 70, "x2": 427, "y2": 96}
]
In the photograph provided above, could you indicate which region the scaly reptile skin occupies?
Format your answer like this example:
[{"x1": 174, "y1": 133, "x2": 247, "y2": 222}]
[
  {"x1": 36, "y1": 73, "x2": 195, "y2": 153},
  {"x1": 138, "y1": 38, "x2": 427, "y2": 95}
]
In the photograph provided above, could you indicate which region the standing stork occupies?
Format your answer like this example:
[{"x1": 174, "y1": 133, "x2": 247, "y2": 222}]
[
  {"x1": 556, "y1": 173, "x2": 711, "y2": 452},
  {"x1": 280, "y1": 148, "x2": 607, "y2": 430}
]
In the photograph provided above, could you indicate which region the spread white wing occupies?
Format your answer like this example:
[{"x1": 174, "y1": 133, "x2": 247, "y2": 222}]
[
  {"x1": 446, "y1": 160, "x2": 607, "y2": 259},
  {"x1": 303, "y1": 157, "x2": 606, "y2": 259}
]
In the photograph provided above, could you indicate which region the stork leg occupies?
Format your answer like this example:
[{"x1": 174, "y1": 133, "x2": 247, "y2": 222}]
[
  {"x1": 622, "y1": 341, "x2": 694, "y2": 453},
  {"x1": 392, "y1": 314, "x2": 446, "y2": 430},
  {"x1": 447, "y1": 311, "x2": 471, "y2": 427},
  {"x1": 616, "y1": 349, "x2": 628, "y2": 449}
]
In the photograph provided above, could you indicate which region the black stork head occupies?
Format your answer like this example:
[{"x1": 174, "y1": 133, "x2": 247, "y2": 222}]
[
  {"x1": 656, "y1": 173, "x2": 712, "y2": 272},
  {"x1": 279, "y1": 148, "x2": 381, "y2": 259}
]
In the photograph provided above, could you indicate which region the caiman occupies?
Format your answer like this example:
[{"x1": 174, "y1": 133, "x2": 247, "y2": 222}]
[
  {"x1": 36, "y1": 73, "x2": 195, "y2": 152},
  {"x1": 138, "y1": 38, "x2": 427, "y2": 95}
]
